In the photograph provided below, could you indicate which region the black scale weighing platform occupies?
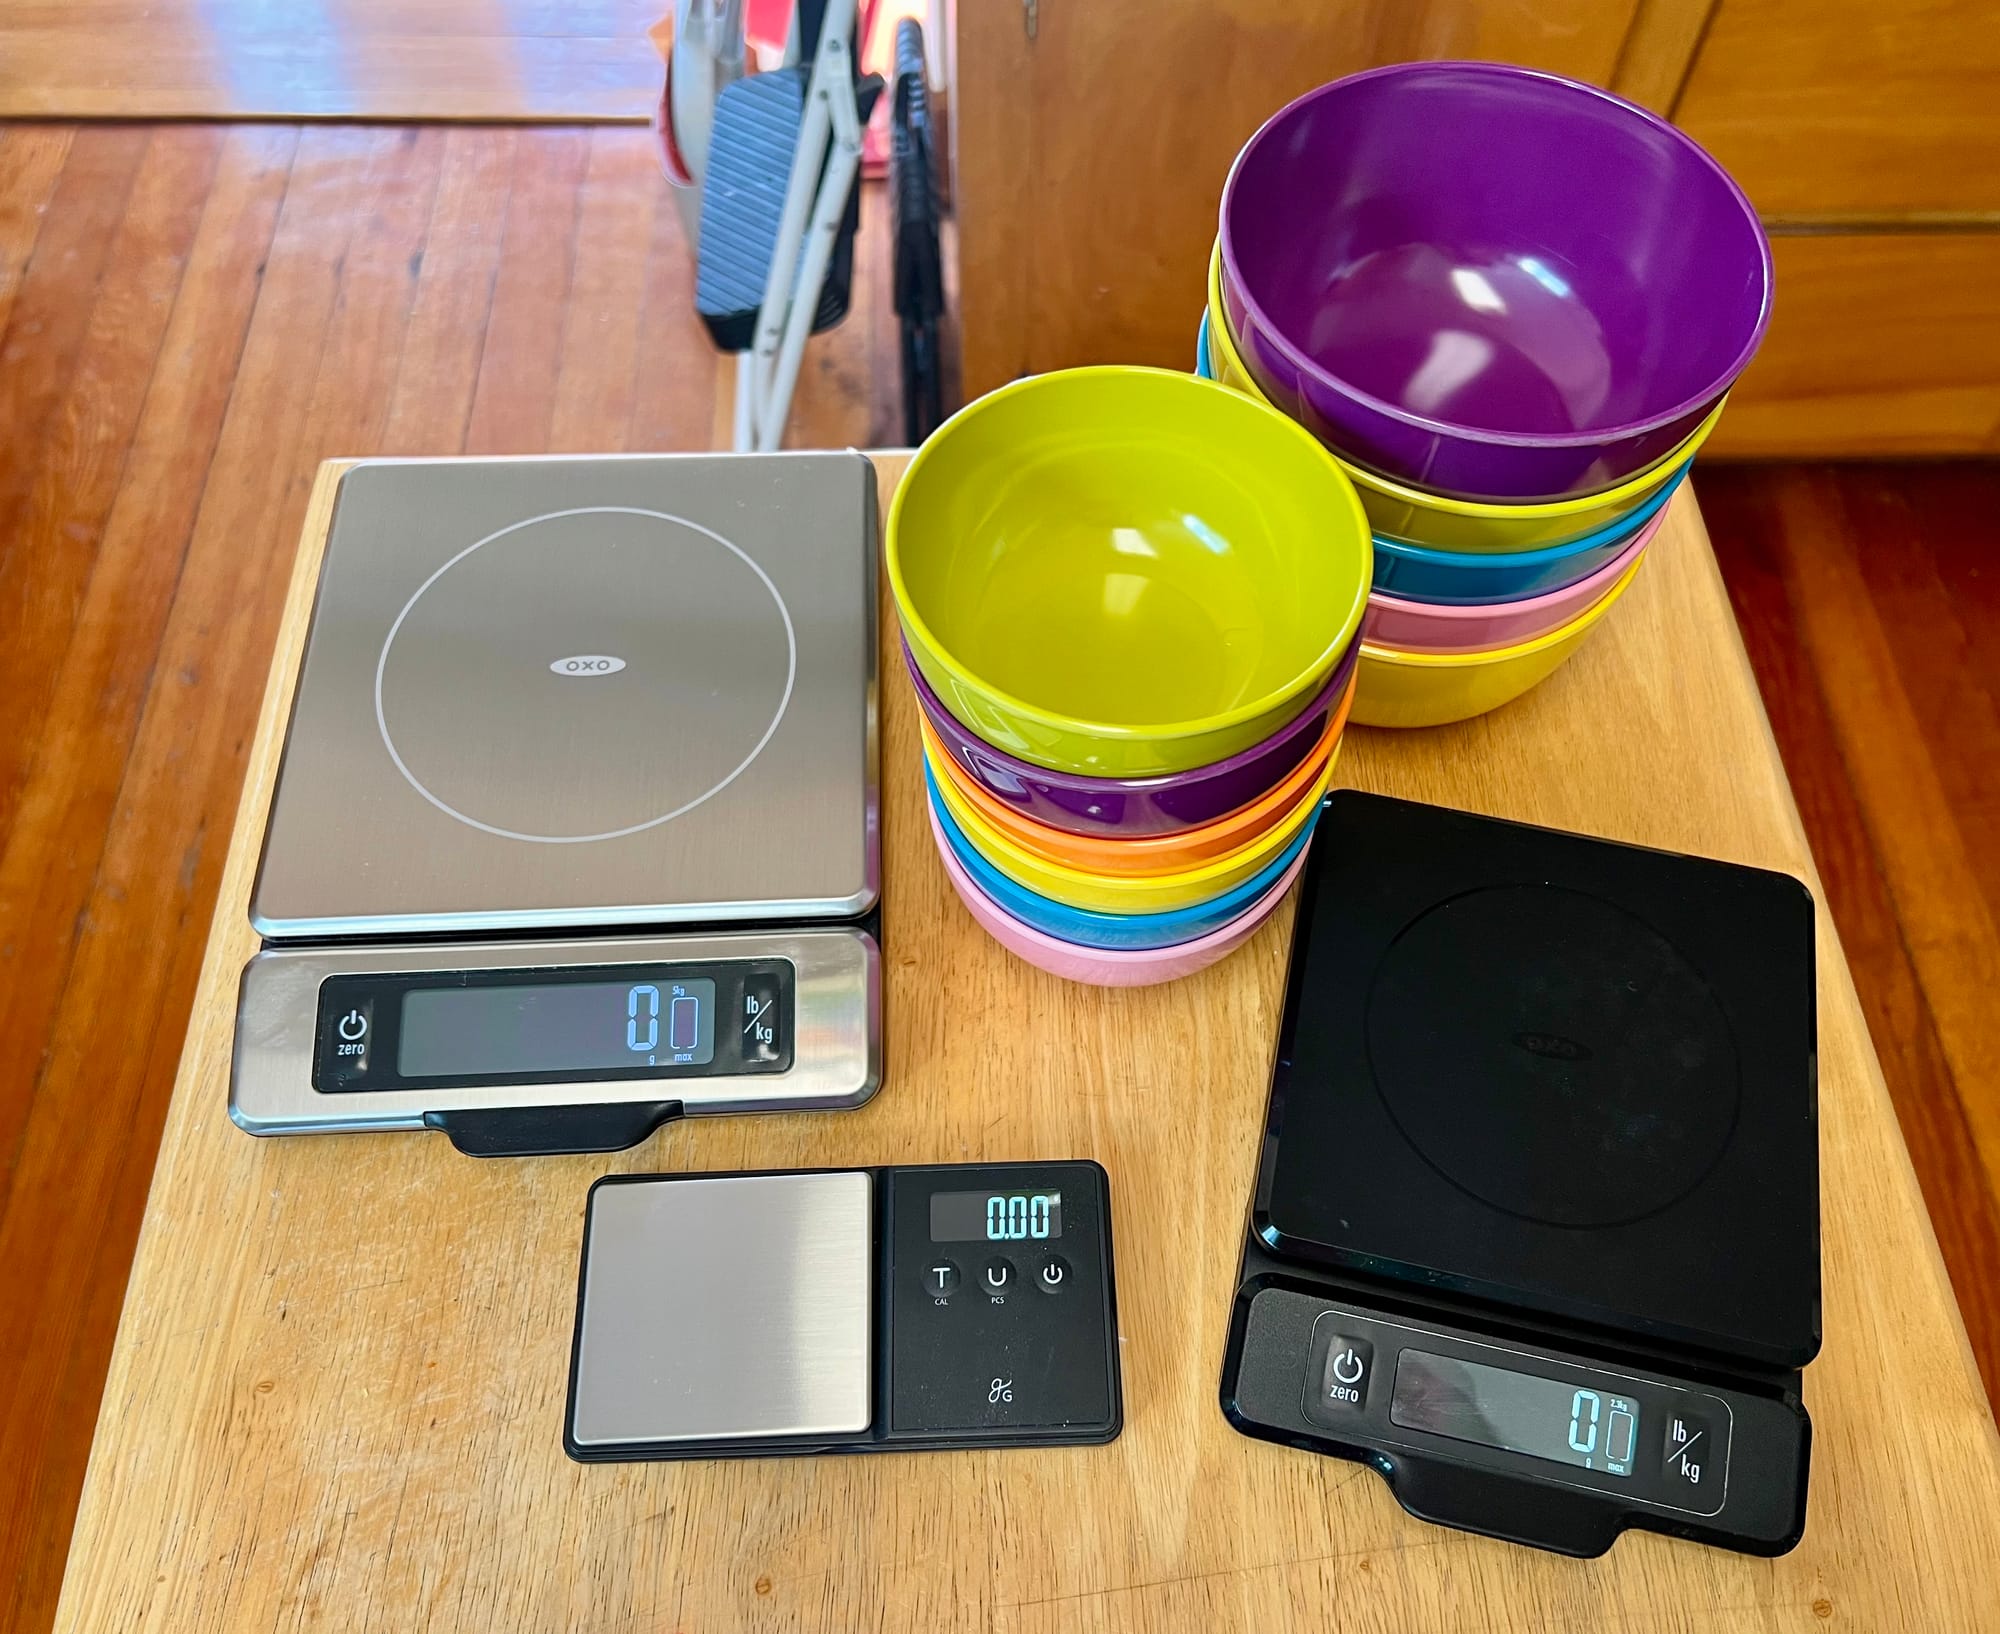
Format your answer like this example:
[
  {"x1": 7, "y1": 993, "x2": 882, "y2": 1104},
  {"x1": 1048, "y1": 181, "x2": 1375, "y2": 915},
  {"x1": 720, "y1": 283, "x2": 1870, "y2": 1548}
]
[{"x1": 1221, "y1": 792, "x2": 1819, "y2": 1557}]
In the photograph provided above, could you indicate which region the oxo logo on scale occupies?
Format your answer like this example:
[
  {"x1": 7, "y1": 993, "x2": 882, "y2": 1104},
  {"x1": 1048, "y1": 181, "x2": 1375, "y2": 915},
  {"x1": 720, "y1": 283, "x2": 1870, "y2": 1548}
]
[{"x1": 548, "y1": 655, "x2": 627, "y2": 677}]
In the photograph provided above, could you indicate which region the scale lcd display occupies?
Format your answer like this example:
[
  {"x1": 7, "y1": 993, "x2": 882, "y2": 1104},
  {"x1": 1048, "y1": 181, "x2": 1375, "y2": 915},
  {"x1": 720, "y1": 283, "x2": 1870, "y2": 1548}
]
[
  {"x1": 397, "y1": 977, "x2": 716, "y2": 1077},
  {"x1": 929, "y1": 1190, "x2": 1063, "y2": 1243},
  {"x1": 1391, "y1": 1350, "x2": 1639, "y2": 1477}
]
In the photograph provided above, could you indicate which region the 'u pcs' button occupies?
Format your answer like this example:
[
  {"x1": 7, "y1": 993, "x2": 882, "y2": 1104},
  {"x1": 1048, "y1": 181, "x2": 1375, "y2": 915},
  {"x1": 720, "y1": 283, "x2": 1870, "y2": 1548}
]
[{"x1": 1303, "y1": 1324, "x2": 1374, "y2": 1428}]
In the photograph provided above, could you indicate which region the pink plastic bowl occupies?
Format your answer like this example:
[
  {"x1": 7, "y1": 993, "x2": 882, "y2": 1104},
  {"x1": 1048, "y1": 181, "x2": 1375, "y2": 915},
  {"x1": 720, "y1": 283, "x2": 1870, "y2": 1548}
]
[
  {"x1": 1362, "y1": 502, "x2": 1667, "y2": 655},
  {"x1": 927, "y1": 803, "x2": 1309, "y2": 987}
]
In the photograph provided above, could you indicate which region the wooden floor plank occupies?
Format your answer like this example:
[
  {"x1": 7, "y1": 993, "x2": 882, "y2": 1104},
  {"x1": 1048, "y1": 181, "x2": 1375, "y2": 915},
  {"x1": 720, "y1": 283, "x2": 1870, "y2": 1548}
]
[
  {"x1": 380, "y1": 126, "x2": 518, "y2": 456},
  {"x1": 0, "y1": 130, "x2": 223, "y2": 850},
  {"x1": 0, "y1": 129, "x2": 282, "y2": 1214},
  {"x1": 0, "y1": 0, "x2": 661, "y2": 122},
  {"x1": 1844, "y1": 475, "x2": 2000, "y2": 949},
  {"x1": 464, "y1": 129, "x2": 591, "y2": 454},
  {"x1": 0, "y1": 127, "x2": 74, "y2": 339},
  {"x1": 622, "y1": 171, "x2": 716, "y2": 453},
  {"x1": 547, "y1": 127, "x2": 660, "y2": 453},
  {"x1": 0, "y1": 124, "x2": 427, "y2": 1634},
  {"x1": 0, "y1": 129, "x2": 149, "y2": 515},
  {"x1": 1918, "y1": 466, "x2": 2000, "y2": 714},
  {"x1": 1753, "y1": 473, "x2": 2000, "y2": 1202},
  {"x1": 1704, "y1": 466, "x2": 2000, "y2": 1402}
]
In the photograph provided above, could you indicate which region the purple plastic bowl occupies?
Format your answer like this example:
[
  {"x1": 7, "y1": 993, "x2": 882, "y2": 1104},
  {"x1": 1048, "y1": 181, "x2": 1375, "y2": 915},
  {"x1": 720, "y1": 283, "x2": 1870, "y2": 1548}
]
[
  {"x1": 905, "y1": 637, "x2": 1358, "y2": 838},
  {"x1": 1219, "y1": 62, "x2": 1772, "y2": 501}
]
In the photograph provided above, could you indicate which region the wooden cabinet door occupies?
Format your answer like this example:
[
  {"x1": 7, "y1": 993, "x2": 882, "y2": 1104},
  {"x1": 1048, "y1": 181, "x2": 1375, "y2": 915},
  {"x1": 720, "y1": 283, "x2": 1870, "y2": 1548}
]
[
  {"x1": 951, "y1": 0, "x2": 1644, "y2": 399},
  {"x1": 1675, "y1": 0, "x2": 2000, "y2": 219},
  {"x1": 1708, "y1": 234, "x2": 2000, "y2": 456}
]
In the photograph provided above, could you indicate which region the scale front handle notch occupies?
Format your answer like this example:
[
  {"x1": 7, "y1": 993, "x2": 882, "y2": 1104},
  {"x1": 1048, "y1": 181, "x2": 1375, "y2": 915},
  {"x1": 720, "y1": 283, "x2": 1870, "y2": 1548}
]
[
  {"x1": 422, "y1": 1102, "x2": 686, "y2": 1158},
  {"x1": 1388, "y1": 1453, "x2": 1626, "y2": 1558}
]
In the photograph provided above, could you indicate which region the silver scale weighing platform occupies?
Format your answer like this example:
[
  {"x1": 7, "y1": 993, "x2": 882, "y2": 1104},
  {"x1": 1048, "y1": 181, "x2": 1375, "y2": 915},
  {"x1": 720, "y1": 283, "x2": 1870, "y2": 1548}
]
[{"x1": 231, "y1": 452, "x2": 883, "y2": 1157}]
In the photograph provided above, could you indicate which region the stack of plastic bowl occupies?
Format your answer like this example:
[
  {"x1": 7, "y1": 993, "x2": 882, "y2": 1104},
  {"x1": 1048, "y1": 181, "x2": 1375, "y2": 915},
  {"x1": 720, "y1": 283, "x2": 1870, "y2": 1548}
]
[
  {"x1": 1198, "y1": 61, "x2": 1773, "y2": 729},
  {"x1": 888, "y1": 366, "x2": 1373, "y2": 986}
]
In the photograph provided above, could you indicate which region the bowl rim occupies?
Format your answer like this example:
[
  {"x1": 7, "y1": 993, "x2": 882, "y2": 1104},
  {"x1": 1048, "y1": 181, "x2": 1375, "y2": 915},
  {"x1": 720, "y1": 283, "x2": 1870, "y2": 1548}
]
[
  {"x1": 1216, "y1": 61, "x2": 1774, "y2": 454},
  {"x1": 1369, "y1": 526, "x2": 1652, "y2": 622},
  {"x1": 1361, "y1": 552, "x2": 1646, "y2": 668},
  {"x1": 906, "y1": 633, "x2": 1359, "y2": 797},
  {"x1": 886, "y1": 365, "x2": 1372, "y2": 749},
  {"x1": 927, "y1": 732, "x2": 1336, "y2": 896},
  {"x1": 928, "y1": 800, "x2": 1310, "y2": 963},
  {"x1": 930, "y1": 764, "x2": 1321, "y2": 935},
  {"x1": 919, "y1": 690, "x2": 1345, "y2": 865},
  {"x1": 1202, "y1": 253, "x2": 1727, "y2": 518},
  {"x1": 1371, "y1": 479, "x2": 1677, "y2": 571}
]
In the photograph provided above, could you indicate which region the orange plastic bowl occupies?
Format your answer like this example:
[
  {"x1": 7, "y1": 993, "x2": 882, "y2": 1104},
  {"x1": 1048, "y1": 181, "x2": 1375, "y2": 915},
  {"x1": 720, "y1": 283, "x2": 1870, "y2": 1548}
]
[{"x1": 920, "y1": 676, "x2": 1353, "y2": 878}]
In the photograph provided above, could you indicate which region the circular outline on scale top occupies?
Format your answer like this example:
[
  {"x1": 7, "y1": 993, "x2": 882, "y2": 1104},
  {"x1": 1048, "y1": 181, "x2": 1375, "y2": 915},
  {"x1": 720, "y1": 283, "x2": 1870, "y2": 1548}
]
[{"x1": 372, "y1": 506, "x2": 798, "y2": 845}]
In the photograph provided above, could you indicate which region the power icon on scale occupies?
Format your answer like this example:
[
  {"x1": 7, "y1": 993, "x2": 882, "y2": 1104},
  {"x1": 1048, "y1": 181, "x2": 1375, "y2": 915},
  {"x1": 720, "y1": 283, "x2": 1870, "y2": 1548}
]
[{"x1": 330, "y1": 1004, "x2": 371, "y2": 1064}]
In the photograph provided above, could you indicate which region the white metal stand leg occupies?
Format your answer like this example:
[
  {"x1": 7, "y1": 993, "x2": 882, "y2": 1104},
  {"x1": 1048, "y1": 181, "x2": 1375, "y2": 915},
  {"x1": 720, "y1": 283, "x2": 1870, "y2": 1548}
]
[
  {"x1": 734, "y1": 350, "x2": 755, "y2": 450},
  {"x1": 733, "y1": 0, "x2": 863, "y2": 452}
]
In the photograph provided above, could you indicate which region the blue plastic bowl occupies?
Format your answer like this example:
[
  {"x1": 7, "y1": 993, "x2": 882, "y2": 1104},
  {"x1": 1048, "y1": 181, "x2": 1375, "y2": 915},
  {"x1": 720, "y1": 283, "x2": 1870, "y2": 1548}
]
[
  {"x1": 926, "y1": 763, "x2": 1323, "y2": 951},
  {"x1": 1366, "y1": 469, "x2": 1684, "y2": 604}
]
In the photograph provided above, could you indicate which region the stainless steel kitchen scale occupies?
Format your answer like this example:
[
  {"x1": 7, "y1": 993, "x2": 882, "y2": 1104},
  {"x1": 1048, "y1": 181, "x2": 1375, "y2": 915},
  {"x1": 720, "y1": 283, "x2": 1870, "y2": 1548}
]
[{"x1": 231, "y1": 453, "x2": 882, "y2": 1156}]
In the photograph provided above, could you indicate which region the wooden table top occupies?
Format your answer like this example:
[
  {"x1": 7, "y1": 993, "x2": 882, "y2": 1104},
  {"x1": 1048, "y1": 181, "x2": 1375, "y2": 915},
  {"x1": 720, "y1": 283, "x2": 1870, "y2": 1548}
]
[{"x1": 55, "y1": 456, "x2": 2000, "y2": 1632}]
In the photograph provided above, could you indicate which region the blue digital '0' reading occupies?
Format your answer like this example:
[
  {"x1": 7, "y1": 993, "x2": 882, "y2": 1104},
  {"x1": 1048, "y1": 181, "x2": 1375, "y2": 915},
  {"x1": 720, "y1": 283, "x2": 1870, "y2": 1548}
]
[
  {"x1": 984, "y1": 1194, "x2": 1054, "y2": 1240},
  {"x1": 1568, "y1": 1389, "x2": 1601, "y2": 1455},
  {"x1": 627, "y1": 984, "x2": 660, "y2": 1053}
]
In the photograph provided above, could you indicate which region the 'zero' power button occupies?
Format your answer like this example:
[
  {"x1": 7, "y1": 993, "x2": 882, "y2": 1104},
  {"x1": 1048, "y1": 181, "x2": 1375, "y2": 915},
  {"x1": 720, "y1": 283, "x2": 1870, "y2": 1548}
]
[
  {"x1": 320, "y1": 995, "x2": 375, "y2": 1085},
  {"x1": 1303, "y1": 1323, "x2": 1374, "y2": 1427}
]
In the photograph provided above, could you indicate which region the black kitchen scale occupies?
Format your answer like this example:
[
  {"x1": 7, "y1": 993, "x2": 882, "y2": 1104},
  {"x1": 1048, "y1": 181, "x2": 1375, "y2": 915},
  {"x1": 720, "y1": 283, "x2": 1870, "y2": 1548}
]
[{"x1": 1221, "y1": 792, "x2": 1819, "y2": 1557}]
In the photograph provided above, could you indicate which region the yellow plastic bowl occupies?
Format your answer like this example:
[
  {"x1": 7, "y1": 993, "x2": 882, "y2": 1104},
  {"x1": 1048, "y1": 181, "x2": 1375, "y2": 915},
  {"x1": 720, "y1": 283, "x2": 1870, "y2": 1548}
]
[
  {"x1": 1204, "y1": 243, "x2": 1724, "y2": 553},
  {"x1": 887, "y1": 366, "x2": 1372, "y2": 777},
  {"x1": 926, "y1": 727, "x2": 1336, "y2": 914},
  {"x1": 1350, "y1": 554, "x2": 1646, "y2": 729}
]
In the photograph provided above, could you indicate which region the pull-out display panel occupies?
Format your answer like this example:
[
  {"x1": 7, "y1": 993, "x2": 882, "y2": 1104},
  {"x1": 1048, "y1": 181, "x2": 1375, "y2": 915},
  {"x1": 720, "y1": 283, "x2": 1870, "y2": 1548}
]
[
  {"x1": 231, "y1": 929, "x2": 880, "y2": 1145},
  {"x1": 1225, "y1": 1285, "x2": 1809, "y2": 1556}
]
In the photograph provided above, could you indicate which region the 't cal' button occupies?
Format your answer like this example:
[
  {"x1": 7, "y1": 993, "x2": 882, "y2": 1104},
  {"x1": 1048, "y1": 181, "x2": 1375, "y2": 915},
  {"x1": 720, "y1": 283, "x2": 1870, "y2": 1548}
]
[{"x1": 1303, "y1": 1324, "x2": 1374, "y2": 1428}]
